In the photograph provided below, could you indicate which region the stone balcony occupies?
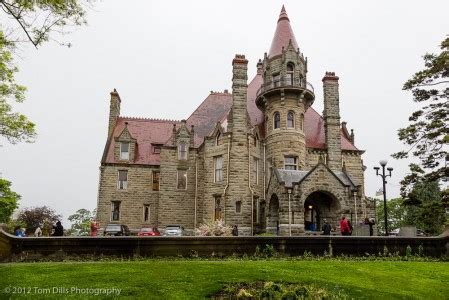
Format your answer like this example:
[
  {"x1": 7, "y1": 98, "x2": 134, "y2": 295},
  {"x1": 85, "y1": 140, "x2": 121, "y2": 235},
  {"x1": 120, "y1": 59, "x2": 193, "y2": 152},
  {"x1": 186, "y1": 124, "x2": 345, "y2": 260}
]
[{"x1": 256, "y1": 77, "x2": 315, "y2": 108}]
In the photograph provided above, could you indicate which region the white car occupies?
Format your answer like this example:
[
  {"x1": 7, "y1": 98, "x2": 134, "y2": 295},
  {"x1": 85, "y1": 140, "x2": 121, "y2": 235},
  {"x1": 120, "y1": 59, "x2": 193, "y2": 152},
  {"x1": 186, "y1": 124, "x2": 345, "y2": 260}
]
[{"x1": 163, "y1": 225, "x2": 184, "y2": 237}]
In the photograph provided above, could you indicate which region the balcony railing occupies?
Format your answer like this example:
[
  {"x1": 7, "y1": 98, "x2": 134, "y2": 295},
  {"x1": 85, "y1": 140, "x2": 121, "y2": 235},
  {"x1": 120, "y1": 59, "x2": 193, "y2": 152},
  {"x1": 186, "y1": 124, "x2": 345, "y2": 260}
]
[{"x1": 256, "y1": 77, "x2": 314, "y2": 97}]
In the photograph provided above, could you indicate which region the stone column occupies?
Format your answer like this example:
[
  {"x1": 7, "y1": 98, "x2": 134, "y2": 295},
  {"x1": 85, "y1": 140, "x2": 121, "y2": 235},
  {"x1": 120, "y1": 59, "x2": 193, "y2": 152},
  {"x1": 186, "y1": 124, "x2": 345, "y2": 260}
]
[{"x1": 322, "y1": 72, "x2": 341, "y2": 170}]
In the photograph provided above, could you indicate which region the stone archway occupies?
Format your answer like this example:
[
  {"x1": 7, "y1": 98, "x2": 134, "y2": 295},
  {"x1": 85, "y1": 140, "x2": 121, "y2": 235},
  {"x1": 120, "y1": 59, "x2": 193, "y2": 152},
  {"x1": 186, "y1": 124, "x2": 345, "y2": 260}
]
[
  {"x1": 267, "y1": 194, "x2": 280, "y2": 235},
  {"x1": 303, "y1": 191, "x2": 340, "y2": 232}
]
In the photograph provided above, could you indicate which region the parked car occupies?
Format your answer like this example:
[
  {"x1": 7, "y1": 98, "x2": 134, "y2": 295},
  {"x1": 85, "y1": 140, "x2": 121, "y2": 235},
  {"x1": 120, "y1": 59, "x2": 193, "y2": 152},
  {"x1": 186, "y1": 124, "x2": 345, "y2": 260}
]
[
  {"x1": 138, "y1": 226, "x2": 161, "y2": 237},
  {"x1": 389, "y1": 228, "x2": 427, "y2": 237},
  {"x1": 103, "y1": 224, "x2": 130, "y2": 236},
  {"x1": 163, "y1": 225, "x2": 184, "y2": 237}
]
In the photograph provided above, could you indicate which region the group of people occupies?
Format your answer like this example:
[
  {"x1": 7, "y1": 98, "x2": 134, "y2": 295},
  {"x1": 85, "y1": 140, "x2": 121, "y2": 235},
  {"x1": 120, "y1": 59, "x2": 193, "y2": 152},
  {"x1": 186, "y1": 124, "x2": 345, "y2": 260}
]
[
  {"x1": 14, "y1": 221, "x2": 64, "y2": 237},
  {"x1": 321, "y1": 216, "x2": 375, "y2": 236}
]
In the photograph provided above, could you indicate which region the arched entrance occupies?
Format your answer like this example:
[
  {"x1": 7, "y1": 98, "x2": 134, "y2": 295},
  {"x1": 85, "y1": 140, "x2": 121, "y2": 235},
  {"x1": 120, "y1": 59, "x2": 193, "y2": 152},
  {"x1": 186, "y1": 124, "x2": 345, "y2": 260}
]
[
  {"x1": 304, "y1": 191, "x2": 340, "y2": 232},
  {"x1": 267, "y1": 194, "x2": 280, "y2": 235}
]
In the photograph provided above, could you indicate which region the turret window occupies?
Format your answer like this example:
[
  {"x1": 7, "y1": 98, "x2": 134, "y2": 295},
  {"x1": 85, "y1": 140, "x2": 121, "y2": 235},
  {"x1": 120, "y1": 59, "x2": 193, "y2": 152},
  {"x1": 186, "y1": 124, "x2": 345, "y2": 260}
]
[
  {"x1": 286, "y1": 63, "x2": 294, "y2": 85},
  {"x1": 287, "y1": 111, "x2": 295, "y2": 128},
  {"x1": 300, "y1": 113, "x2": 304, "y2": 131},
  {"x1": 274, "y1": 112, "x2": 280, "y2": 129},
  {"x1": 284, "y1": 156, "x2": 298, "y2": 170}
]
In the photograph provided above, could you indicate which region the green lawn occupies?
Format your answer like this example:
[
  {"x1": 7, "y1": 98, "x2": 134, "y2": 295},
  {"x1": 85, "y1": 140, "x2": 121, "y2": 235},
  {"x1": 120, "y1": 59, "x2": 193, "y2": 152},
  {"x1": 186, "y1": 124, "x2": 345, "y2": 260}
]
[{"x1": 0, "y1": 260, "x2": 448, "y2": 299}]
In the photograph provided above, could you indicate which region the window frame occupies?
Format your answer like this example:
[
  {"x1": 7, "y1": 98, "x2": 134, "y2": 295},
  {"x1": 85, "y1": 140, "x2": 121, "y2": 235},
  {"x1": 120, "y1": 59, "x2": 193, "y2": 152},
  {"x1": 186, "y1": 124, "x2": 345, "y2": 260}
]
[
  {"x1": 177, "y1": 169, "x2": 187, "y2": 190},
  {"x1": 152, "y1": 144, "x2": 162, "y2": 154},
  {"x1": 284, "y1": 156, "x2": 298, "y2": 170},
  {"x1": 111, "y1": 201, "x2": 121, "y2": 221},
  {"x1": 252, "y1": 157, "x2": 259, "y2": 185},
  {"x1": 178, "y1": 142, "x2": 188, "y2": 160},
  {"x1": 117, "y1": 170, "x2": 128, "y2": 190},
  {"x1": 287, "y1": 111, "x2": 295, "y2": 128},
  {"x1": 286, "y1": 63, "x2": 294, "y2": 85},
  {"x1": 214, "y1": 156, "x2": 223, "y2": 183},
  {"x1": 273, "y1": 112, "x2": 281, "y2": 129},
  {"x1": 143, "y1": 204, "x2": 150, "y2": 223},
  {"x1": 120, "y1": 142, "x2": 130, "y2": 160},
  {"x1": 235, "y1": 201, "x2": 242, "y2": 214},
  {"x1": 152, "y1": 171, "x2": 160, "y2": 191}
]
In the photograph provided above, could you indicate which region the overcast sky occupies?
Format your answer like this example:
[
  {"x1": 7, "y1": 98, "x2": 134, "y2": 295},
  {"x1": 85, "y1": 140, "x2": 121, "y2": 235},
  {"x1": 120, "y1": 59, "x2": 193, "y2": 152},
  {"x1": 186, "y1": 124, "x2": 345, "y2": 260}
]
[{"x1": 1, "y1": 0, "x2": 448, "y2": 224}]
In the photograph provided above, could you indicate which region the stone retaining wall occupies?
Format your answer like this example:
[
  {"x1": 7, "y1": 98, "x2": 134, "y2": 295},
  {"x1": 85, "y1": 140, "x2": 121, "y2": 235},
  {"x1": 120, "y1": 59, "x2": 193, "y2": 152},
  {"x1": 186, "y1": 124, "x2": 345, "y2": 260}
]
[{"x1": 1, "y1": 230, "x2": 447, "y2": 261}]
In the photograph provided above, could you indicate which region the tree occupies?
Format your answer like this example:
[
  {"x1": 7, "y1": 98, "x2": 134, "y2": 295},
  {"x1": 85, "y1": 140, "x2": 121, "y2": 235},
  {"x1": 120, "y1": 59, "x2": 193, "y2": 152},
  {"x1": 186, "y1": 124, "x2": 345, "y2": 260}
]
[
  {"x1": 0, "y1": 177, "x2": 20, "y2": 223},
  {"x1": 403, "y1": 181, "x2": 446, "y2": 235},
  {"x1": 16, "y1": 205, "x2": 61, "y2": 235},
  {"x1": 392, "y1": 37, "x2": 448, "y2": 197},
  {"x1": 375, "y1": 198, "x2": 407, "y2": 235},
  {"x1": 0, "y1": 0, "x2": 90, "y2": 144},
  {"x1": 67, "y1": 208, "x2": 95, "y2": 236}
]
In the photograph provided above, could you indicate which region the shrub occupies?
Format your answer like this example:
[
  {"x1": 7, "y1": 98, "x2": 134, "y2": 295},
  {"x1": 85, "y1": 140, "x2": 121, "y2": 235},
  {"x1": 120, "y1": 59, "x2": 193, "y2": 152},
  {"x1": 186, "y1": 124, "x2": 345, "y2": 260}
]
[{"x1": 195, "y1": 220, "x2": 232, "y2": 236}]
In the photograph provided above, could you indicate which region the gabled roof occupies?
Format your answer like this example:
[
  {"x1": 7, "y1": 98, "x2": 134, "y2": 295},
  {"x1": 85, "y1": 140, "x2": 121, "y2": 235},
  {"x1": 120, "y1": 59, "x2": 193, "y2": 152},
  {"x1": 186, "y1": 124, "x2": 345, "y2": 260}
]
[
  {"x1": 268, "y1": 5, "x2": 299, "y2": 57},
  {"x1": 273, "y1": 164, "x2": 357, "y2": 189},
  {"x1": 104, "y1": 117, "x2": 180, "y2": 165},
  {"x1": 186, "y1": 92, "x2": 232, "y2": 147}
]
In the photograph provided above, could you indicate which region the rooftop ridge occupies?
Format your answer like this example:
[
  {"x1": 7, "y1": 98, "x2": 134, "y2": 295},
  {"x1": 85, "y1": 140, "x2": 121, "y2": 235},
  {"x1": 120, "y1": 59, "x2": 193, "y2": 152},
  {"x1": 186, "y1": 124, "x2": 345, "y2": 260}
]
[{"x1": 119, "y1": 116, "x2": 180, "y2": 123}]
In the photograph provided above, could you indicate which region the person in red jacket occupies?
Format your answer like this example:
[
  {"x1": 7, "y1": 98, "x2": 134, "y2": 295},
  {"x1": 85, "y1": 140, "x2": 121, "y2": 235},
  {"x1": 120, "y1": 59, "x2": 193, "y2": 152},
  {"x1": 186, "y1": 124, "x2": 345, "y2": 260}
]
[{"x1": 339, "y1": 216, "x2": 350, "y2": 236}]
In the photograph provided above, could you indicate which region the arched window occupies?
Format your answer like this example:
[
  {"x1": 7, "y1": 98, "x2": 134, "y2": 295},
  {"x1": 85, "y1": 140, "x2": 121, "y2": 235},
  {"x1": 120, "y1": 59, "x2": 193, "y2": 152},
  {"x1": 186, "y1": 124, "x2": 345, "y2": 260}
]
[
  {"x1": 286, "y1": 63, "x2": 294, "y2": 85},
  {"x1": 287, "y1": 111, "x2": 295, "y2": 128},
  {"x1": 178, "y1": 142, "x2": 187, "y2": 160},
  {"x1": 273, "y1": 112, "x2": 280, "y2": 129}
]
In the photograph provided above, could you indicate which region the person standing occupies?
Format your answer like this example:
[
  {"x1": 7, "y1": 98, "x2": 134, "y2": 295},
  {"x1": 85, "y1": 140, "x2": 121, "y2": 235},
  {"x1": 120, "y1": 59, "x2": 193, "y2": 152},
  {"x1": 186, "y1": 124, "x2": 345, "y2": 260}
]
[
  {"x1": 321, "y1": 219, "x2": 332, "y2": 235},
  {"x1": 34, "y1": 226, "x2": 42, "y2": 237},
  {"x1": 90, "y1": 220, "x2": 99, "y2": 236},
  {"x1": 339, "y1": 216, "x2": 350, "y2": 236}
]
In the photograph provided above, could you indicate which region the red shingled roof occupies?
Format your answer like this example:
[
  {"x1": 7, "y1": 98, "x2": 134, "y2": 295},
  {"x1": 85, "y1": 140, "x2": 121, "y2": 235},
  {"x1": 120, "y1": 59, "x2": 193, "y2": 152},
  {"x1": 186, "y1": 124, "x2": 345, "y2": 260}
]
[
  {"x1": 103, "y1": 6, "x2": 358, "y2": 165},
  {"x1": 269, "y1": 5, "x2": 299, "y2": 57},
  {"x1": 105, "y1": 117, "x2": 180, "y2": 165},
  {"x1": 186, "y1": 92, "x2": 232, "y2": 147}
]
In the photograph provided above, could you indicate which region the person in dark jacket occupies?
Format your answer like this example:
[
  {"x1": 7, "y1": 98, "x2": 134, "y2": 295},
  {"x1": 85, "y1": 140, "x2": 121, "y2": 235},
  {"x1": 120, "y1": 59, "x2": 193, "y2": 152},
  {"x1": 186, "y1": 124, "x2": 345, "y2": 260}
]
[
  {"x1": 52, "y1": 221, "x2": 64, "y2": 236},
  {"x1": 365, "y1": 217, "x2": 375, "y2": 236},
  {"x1": 232, "y1": 225, "x2": 238, "y2": 236},
  {"x1": 321, "y1": 219, "x2": 332, "y2": 235}
]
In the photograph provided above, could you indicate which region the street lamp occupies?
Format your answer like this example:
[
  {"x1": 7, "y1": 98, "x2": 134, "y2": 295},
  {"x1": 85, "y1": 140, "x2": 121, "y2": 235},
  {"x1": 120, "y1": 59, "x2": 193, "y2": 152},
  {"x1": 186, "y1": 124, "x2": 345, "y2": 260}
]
[{"x1": 374, "y1": 160, "x2": 393, "y2": 236}]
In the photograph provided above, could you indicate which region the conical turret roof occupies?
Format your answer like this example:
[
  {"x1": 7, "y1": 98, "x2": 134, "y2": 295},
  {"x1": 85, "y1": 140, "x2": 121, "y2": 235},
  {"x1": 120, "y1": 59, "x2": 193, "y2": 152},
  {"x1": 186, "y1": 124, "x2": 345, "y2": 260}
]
[{"x1": 268, "y1": 5, "x2": 299, "y2": 57}]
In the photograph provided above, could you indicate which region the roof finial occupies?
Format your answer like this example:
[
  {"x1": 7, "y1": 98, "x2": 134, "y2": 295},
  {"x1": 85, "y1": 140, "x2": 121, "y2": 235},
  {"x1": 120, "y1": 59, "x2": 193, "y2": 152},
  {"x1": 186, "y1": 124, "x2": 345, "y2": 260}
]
[{"x1": 278, "y1": 5, "x2": 289, "y2": 22}]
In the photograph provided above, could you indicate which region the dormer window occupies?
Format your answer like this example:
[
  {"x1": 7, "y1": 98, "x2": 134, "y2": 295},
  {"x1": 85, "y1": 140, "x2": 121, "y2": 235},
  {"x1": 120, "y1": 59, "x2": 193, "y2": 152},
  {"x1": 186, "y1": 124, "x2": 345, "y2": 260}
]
[
  {"x1": 286, "y1": 63, "x2": 294, "y2": 85},
  {"x1": 153, "y1": 144, "x2": 161, "y2": 154},
  {"x1": 120, "y1": 142, "x2": 129, "y2": 160},
  {"x1": 178, "y1": 142, "x2": 187, "y2": 160},
  {"x1": 274, "y1": 112, "x2": 281, "y2": 129},
  {"x1": 287, "y1": 111, "x2": 295, "y2": 128}
]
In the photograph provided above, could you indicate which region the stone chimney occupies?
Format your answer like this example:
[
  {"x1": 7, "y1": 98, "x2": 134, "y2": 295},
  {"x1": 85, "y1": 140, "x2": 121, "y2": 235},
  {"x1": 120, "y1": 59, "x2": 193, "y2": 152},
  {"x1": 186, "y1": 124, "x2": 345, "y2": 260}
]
[
  {"x1": 228, "y1": 54, "x2": 248, "y2": 135},
  {"x1": 322, "y1": 72, "x2": 341, "y2": 170},
  {"x1": 108, "y1": 89, "x2": 121, "y2": 138}
]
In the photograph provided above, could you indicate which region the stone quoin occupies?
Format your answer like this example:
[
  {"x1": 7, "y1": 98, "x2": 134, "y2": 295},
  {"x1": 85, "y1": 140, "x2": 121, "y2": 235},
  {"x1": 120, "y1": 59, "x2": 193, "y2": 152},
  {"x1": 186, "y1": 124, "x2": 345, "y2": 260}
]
[{"x1": 96, "y1": 6, "x2": 374, "y2": 236}]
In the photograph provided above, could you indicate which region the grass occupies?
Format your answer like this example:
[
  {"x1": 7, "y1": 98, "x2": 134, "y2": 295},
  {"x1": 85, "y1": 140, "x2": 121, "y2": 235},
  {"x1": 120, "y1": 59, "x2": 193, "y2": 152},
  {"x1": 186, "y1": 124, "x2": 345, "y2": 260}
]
[{"x1": 0, "y1": 259, "x2": 448, "y2": 299}]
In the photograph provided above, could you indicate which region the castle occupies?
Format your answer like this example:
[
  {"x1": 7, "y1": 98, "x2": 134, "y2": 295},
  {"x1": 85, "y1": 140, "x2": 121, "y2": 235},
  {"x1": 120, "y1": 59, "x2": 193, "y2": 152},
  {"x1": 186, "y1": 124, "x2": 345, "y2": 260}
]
[{"x1": 96, "y1": 6, "x2": 375, "y2": 236}]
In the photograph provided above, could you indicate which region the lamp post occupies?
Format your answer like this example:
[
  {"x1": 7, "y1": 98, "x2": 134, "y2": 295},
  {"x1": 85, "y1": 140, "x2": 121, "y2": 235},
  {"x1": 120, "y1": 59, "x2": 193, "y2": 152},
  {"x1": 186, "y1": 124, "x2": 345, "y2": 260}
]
[{"x1": 374, "y1": 160, "x2": 393, "y2": 236}]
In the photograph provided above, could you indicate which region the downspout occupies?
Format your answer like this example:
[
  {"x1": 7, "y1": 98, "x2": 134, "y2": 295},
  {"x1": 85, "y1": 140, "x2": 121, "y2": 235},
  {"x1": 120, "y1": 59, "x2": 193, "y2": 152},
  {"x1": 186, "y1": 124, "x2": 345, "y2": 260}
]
[
  {"x1": 194, "y1": 152, "x2": 198, "y2": 233},
  {"x1": 263, "y1": 143, "x2": 266, "y2": 200},
  {"x1": 222, "y1": 134, "x2": 231, "y2": 223},
  {"x1": 248, "y1": 136, "x2": 255, "y2": 236}
]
